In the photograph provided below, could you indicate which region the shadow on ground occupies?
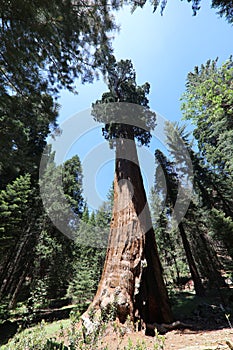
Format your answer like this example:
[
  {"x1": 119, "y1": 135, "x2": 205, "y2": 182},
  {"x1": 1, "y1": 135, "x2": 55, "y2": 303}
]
[{"x1": 171, "y1": 287, "x2": 233, "y2": 332}]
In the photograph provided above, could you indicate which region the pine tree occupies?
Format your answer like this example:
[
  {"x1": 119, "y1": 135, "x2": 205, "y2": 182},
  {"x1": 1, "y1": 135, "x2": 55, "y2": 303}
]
[
  {"x1": 180, "y1": 58, "x2": 233, "y2": 271},
  {"x1": 31, "y1": 155, "x2": 84, "y2": 302},
  {"x1": 181, "y1": 57, "x2": 233, "y2": 178},
  {"x1": 154, "y1": 149, "x2": 205, "y2": 296},
  {"x1": 164, "y1": 122, "x2": 228, "y2": 289},
  {"x1": 0, "y1": 174, "x2": 38, "y2": 307}
]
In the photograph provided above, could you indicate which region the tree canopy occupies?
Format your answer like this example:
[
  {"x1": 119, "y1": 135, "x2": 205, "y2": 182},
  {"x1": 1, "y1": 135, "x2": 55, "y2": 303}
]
[
  {"x1": 0, "y1": 0, "x2": 119, "y2": 95},
  {"x1": 181, "y1": 57, "x2": 233, "y2": 177},
  {"x1": 92, "y1": 59, "x2": 156, "y2": 147}
]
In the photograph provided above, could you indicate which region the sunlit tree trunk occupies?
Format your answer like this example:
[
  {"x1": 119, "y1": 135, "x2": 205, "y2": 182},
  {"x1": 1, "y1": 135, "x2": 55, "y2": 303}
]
[{"x1": 86, "y1": 137, "x2": 173, "y2": 332}]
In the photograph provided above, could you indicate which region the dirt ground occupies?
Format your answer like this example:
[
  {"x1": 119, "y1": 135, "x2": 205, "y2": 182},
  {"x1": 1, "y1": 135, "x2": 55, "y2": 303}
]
[
  {"x1": 100, "y1": 327, "x2": 233, "y2": 349},
  {"x1": 97, "y1": 289, "x2": 233, "y2": 349},
  {"x1": 164, "y1": 328, "x2": 233, "y2": 350}
]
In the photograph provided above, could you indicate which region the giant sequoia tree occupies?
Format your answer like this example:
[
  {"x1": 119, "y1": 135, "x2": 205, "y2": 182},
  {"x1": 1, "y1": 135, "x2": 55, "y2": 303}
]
[{"x1": 85, "y1": 60, "x2": 173, "y2": 334}]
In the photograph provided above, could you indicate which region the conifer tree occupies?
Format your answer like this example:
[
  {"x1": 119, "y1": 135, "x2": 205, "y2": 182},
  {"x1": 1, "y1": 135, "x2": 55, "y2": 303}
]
[
  {"x1": 164, "y1": 122, "x2": 228, "y2": 288},
  {"x1": 85, "y1": 59, "x2": 173, "y2": 334},
  {"x1": 181, "y1": 58, "x2": 233, "y2": 178},
  {"x1": 154, "y1": 149, "x2": 205, "y2": 296}
]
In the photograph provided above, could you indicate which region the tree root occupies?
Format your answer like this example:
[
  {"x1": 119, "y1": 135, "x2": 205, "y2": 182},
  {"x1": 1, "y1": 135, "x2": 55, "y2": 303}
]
[{"x1": 146, "y1": 320, "x2": 194, "y2": 334}]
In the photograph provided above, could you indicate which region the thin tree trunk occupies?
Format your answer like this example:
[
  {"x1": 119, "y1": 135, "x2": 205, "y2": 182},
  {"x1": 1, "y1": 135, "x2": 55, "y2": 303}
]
[
  {"x1": 8, "y1": 260, "x2": 30, "y2": 309},
  {"x1": 178, "y1": 222, "x2": 205, "y2": 296},
  {"x1": 85, "y1": 138, "x2": 173, "y2": 332},
  {"x1": 0, "y1": 224, "x2": 36, "y2": 307}
]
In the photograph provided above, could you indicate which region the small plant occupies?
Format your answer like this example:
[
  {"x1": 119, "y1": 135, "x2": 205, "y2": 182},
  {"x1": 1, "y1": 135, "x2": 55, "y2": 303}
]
[
  {"x1": 135, "y1": 339, "x2": 147, "y2": 350},
  {"x1": 123, "y1": 339, "x2": 148, "y2": 350},
  {"x1": 101, "y1": 299, "x2": 118, "y2": 323},
  {"x1": 2, "y1": 321, "x2": 47, "y2": 350},
  {"x1": 225, "y1": 313, "x2": 233, "y2": 329},
  {"x1": 153, "y1": 329, "x2": 165, "y2": 350},
  {"x1": 0, "y1": 297, "x2": 10, "y2": 323},
  {"x1": 45, "y1": 339, "x2": 68, "y2": 350},
  {"x1": 220, "y1": 303, "x2": 233, "y2": 329},
  {"x1": 124, "y1": 338, "x2": 133, "y2": 350}
]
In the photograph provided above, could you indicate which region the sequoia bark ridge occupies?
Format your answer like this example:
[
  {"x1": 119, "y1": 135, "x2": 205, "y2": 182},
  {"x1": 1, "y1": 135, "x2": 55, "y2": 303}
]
[{"x1": 85, "y1": 137, "x2": 173, "y2": 333}]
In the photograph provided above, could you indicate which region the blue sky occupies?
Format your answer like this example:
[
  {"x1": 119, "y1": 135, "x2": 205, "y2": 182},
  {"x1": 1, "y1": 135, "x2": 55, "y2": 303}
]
[{"x1": 54, "y1": 0, "x2": 232, "y2": 210}]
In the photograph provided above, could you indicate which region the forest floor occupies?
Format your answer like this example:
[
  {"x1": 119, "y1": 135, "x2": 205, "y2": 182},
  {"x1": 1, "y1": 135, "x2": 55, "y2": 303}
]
[
  {"x1": 80, "y1": 288, "x2": 233, "y2": 349},
  {"x1": 1, "y1": 289, "x2": 233, "y2": 349},
  {"x1": 98, "y1": 325, "x2": 233, "y2": 349}
]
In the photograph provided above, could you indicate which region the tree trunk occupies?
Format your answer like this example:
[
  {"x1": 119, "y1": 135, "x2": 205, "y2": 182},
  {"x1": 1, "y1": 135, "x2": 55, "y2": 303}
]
[
  {"x1": 84, "y1": 138, "x2": 173, "y2": 332},
  {"x1": 0, "y1": 224, "x2": 37, "y2": 307},
  {"x1": 178, "y1": 222, "x2": 205, "y2": 296}
]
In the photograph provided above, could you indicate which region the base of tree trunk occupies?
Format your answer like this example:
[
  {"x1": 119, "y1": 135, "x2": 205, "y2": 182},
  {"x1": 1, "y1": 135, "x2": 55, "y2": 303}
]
[{"x1": 81, "y1": 138, "x2": 173, "y2": 335}]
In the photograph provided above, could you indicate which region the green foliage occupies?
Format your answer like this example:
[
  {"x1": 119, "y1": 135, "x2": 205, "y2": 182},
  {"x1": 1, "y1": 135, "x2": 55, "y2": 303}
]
[
  {"x1": 31, "y1": 228, "x2": 72, "y2": 300},
  {"x1": 209, "y1": 208, "x2": 233, "y2": 259},
  {"x1": 150, "y1": 189, "x2": 188, "y2": 287},
  {"x1": 82, "y1": 203, "x2": 90, "y2": 223},
  {"x1": 212, "y1": 0, "x2": 233, "y2": 23},
  {"x1": 62, "y1": 156, "x2": 84, "y2": 216},
  {"x1": 0, "y1": 92, "x2": 58, "y2": 187},
  {"x1": 181, "y1": 57, "x2": 233, "y2": 177},
  {"x1": 163, "y1": 122, "x2": 229, "y2": 289},
  {"x1": 1, "y1": 321, "x2": 68, "y2": 350},
  {"x1": 0, "y1": 174, "x2": 32, "y2": 250},
  {"x1": 30, "y1": 155, "x2": 84, "y2": 302},
  {"x1": 39, "y1": 154, "x2": 84, "y2": 250},
  {"x1": 67, "y1": 196, "x2": 111, "y2": 309},
  {"x1": 0, "y1": 151, "x2": 84, "y2": 306},
  {"x1": 2, "y1": 321, "x2": 48, "y2": 350},
  {"x1": 0, "y1": 298, "x2": 10, "y2": 324},
  {"x1": 1, "y1": 308, "x2": 166, "y2": 350},
  {"x1": 151, "y1": 158, "x2": 190, "y2": 289},
  {"x1": 179, "y1": 59, "x2": 233, "y2": 283},
  {"x1": 92, "y1": 59, "x2": 156, "y2": 148},
  {"x1": 0, "y1": 0, "x2": 118, "y2": 95},
  {"x1": 67, "y1": 254, "x2": 97, "y2": 311},
  {"x1": 28, "y1": 278, "x2": 49, "y2": 310},
  {"x1": 67, "y1": 218, "x2": 108, "y2": 310}
]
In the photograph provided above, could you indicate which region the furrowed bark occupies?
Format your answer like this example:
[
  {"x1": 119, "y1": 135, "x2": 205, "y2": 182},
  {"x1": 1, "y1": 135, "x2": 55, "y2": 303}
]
[{"x1": 84, "y1": 137, "x2": 173, "y2": 333}]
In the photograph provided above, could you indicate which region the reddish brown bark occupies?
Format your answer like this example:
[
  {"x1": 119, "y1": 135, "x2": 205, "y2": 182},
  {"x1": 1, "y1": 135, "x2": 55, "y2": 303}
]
[{"x1": 85, "y1": 138, "x2": 173, "y2": 332}]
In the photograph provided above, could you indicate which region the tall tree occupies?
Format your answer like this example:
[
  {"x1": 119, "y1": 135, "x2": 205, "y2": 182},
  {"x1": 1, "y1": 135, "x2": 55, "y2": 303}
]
[
  {"x1": 68, "y1": 206, "x2": 109, "y2": 311},
  {"x1": 31, "y1": 155, "x2": 84, "y2": 302},
  {"x1": 181, "y1": 57, "x2": 233, "y2": 177},
  {"x1": 0, "y1": 154, "x2": 84, "y2": 307},
  {"x1": 85, "y1": 59, "x2": 173, "y2": 335},
  {"x1": 150, "y1": 188, "x2": 187, "y2": 289},
  {"x1": 0, "y1": 174, "x2": 38, "y2": 307},
  {"x1": 181, "y1": 58, "x2": 233, "y2": 262},
  {"x1": 154, "y1": 149, "x2": 205, "y2": 296},
  {"x1": 164, "y1": 122, "x2": 229, "y2": 288}
]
